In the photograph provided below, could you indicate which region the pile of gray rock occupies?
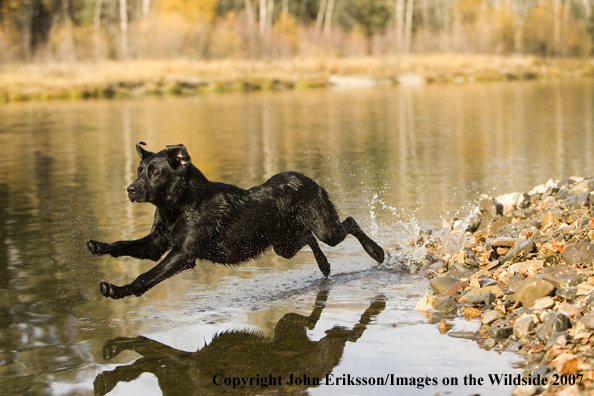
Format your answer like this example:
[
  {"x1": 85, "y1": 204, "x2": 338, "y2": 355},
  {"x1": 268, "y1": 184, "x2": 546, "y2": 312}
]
[{"x1": 415, "y1": 177, "x2": 594, "y2": 395}]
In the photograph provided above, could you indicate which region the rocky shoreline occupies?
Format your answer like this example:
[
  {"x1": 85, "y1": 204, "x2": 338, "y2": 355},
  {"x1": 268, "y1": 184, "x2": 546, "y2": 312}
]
[{"x1": 411, "y1": 177, "x2": 594, "y2": 395}]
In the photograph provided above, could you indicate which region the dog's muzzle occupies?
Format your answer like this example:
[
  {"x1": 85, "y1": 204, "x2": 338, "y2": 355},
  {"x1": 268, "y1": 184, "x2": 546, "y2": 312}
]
[{"x1": 127, "y1": 184, "x2": 144, "y2": 202}]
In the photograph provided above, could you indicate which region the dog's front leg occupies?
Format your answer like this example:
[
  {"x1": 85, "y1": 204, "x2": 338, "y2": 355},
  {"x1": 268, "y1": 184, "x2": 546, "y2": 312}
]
[
  {"x1": 87, "y1": 233, "x2": 169, "y2": 261},
  {"x1": 99, "y1": 245, "x2": 196, "y2": 299}
]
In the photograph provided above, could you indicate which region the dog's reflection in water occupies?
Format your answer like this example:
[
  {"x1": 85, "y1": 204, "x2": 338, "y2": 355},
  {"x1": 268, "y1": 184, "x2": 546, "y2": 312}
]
[{"x1": 94, "y1": 291, "x2": 385, "y2": 395}]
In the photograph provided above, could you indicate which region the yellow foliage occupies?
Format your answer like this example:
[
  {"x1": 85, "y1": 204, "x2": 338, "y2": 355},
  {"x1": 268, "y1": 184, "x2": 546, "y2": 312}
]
[
  {"x1": 209, "y1": 12, "x2": 246, "y2": 58},
  {"x1": 493, "y1": 4, "x2": 517, "y2": 53},
  {"x1": 159, "y1": 0, "x2": 217, "y2": 22},
  {"x1": 453, "y1": 0, "x2": 484, "y2": 25},
  {"x1": 275, "y1": 13, "x2": 298, "y2": 37},
  {"x1": 523, "y1": 1, "x2": 592, "y2": 56}
]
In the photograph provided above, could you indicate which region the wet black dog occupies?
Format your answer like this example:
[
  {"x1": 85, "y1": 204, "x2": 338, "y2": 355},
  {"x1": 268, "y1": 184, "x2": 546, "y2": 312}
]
[{"x1": 88, "y1": 142, "x2": 384, "y2": 299}]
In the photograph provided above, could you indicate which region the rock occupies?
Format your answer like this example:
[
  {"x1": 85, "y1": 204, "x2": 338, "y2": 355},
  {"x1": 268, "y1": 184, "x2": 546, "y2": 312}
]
[
  {"x1": 542, "y1": 264, "x2": 578, "y2": 289},
  {"x1": 483, "y1": 338, "x2": 496, "y2": 348},
  {"x1": 478, "y1": 194, "x2": 502, "y2": 216},
  {"x1": 447, "y1": 331, "x2": 476, "y2": 340},
  {"x1": 490, "y1": 215, "x2": 511, "y2": 236},
  {"x1": 490, "y1": 325, "x2": 513, "y2": 339},
  {"x1": 435, "y1": 297, "x2": 457, "y2": 314},
  {"x1": 446, "y1": 263, "x2": 475, "y2": 279},
  {"x1": 486, "y1": 237, "x2": 519, "y2": 247},
  {"x1": 558, "y1": 178, "x2": 578, "y2": 189},
  {"x1": 529, "y1": 178, "x2": 558, "y2": 195},
  {"x1": 567, "y1": 179, "x2": 594, "y2": 196},
  {"x1": 562, "y1": 242, "x2": 594, "y2": 264},
  {"x1": 429, "y1": 276, "x2": 461, "y2": 294},
  {"x1": 467, "y1": 291, "x2": 496, "y2": 306},
  {"x1": 510, "y1": 209, "x2": 535, "y2": 219},
  {"x1": 496, "y1": 192, "x2": 530, "y2": 213},
  {"x1": 478, "y1": 277, "x2": 498, "y2": 287},
  {"x1": 533, "y1": 296, "x2": 555, "y2": 310},
  {"x1": 441, "y1": 280, "x2": 470, "y2": 296},
  {"x1": 519, "y1": 226, "x2": 540, "y2": 239},
  {"x1": 535, "y1": 312, "x2": 570, "y2": 342},
  {"x1": 556, "y1": 302, "x2": 581, "y2": 317},
  {"x1": 458, "y1": 286, "x2": 503, "y2": 304},
  {"x1": 545, "y1": 331, "x2": 570, "y2": 348},
  {"x1": 555, "y1": 287, "x2": 578, "y2": 302},
  {"x1": 509, "y1": 259, "x2": 544, "y2": 276},
  {"x1": 497, "y1": 219, "x2": 539, "y2": 238},
  {"x1": 541, "y1": 211, "x2": 561, "y2": 229},
  {"x1": 415, "y1": 292, "x2": 439, "y2": 311},
  {"x1": 482, "y1": 309, "x2": 504, "y2": 325},
  {"x1": 585, "y1": 292, "x2": 594, "y2": 306},
  {"x1": 581, "y1": 313, "x2": 594, "y2": 329},
  {"x1": 514, "y1": 278, "x2": 555, "y2": 308},
  {"x1": 567, "y1": 191, "x2": 589, "y2": 209},
  {"x1": 513, "y1": 316, "x2": 536, "y2": 338}
]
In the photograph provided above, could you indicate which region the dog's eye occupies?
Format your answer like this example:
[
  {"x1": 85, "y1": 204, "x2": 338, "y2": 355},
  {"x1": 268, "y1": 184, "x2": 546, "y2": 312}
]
[{"x1": 152, "y1": 169, "x2": 159, "y2": 175}]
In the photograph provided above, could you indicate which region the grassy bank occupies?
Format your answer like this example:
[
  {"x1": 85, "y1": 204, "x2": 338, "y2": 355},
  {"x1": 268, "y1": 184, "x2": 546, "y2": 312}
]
[{"x1": 1, "y1": 55, "x2": 594, "y2": 102}]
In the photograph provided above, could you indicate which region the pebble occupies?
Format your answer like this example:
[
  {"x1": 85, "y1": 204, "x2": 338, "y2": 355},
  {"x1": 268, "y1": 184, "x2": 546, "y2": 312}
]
[
  {"x1": 545, "y1": 331, "x2": 570, "y2": 348},
  {"x1": 482, "y1": 310, "x2": 503, "y2": 325},
  {"x1": 490, "y1": 326, "x2": 513, "y2": 339},
  {"x1": 514, "y1": 278, "x2": 555, "y2": 308},
  {"x1": 496, "y1": 219, "x2": 539, "y2": 238},
  {"x1": 467, "y1": 291, "x2": 496, "y2": 306},
  {"x1": 585, "y1": 292, "x2": 594, "y2": 306},
  {"x1": 567, "y1": 179, "x2": 594, "y2": 195},
  {"x1": 541, "y1": 211, "x2": 561, "y2": 229},
  {"x1": 435, "y1": 297, "x2": 457, "y2": 314},
  {"x1": 478, "y1": 277, "x2": 498, "y2": 287},
  {"x1": 535, "y1": 312, "x2": 569, "y2": 342},
  {"x1": 556, "y1": 302, "x2": 581, "y2": 317},
  {"x1": 581, "y1": 313, "x2": 594, "y2": 330},
  {"x1": 429, "y1": 276, "x2": 460, "y2": 294},
  {"x1": 542, "y1": 263, "x2": 579, "y2": 289},
  {"x1": 555, "y1": 287, "x2": 578, "y2": 302},
  {"x1": 513, "y1": 316, "x2": 535, "y2": 338},
  {"x1": 561, "y1": 242, "x2": 594, "y2": 264},
  {"x1": 532, "y1": 296, "x2": 555, "y2": 310}
]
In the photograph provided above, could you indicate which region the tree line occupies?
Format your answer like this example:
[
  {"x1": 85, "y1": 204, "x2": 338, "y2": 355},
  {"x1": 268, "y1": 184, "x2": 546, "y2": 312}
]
[{"x1": 0, "y1": 0, "x2": 592, "y2": 62}]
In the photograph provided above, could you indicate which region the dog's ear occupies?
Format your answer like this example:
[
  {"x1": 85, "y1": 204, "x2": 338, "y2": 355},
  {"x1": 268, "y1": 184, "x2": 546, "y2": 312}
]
[
  {"x1": 166, "y1": 144, "x2": 191, "y2": 169},
  {"x1": 136, "y1": 141, "x2": 154, "y2": 160}
]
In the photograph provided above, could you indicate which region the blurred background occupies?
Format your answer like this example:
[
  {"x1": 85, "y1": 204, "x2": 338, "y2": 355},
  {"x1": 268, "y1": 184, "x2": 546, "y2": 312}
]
[{"x1": 1, "y1": 0, "x2": 593, "y2": 61}]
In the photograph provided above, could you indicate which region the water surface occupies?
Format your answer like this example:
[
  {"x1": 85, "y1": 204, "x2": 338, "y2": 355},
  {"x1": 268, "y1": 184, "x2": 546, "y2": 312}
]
[{"x1": 1, "y1": 78, "x2": 594, "y2": 395}]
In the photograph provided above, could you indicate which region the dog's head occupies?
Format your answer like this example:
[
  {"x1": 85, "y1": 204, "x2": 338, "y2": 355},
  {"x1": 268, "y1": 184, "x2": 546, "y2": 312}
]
[{"x1": 127, "y1": 142, "x2": 192, "y2": 204}]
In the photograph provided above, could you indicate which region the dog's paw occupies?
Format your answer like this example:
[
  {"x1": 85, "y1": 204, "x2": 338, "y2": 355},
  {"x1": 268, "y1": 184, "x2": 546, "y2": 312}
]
[
  {"x1": 88, "y1": 240, "x2": 110, "y2": 256},
  {"x1": 364, "y1": 242, "x2": 385, "y2": 264},
  {"x1": 100, "y1": 282, "x2": 125, "y2": 299}
]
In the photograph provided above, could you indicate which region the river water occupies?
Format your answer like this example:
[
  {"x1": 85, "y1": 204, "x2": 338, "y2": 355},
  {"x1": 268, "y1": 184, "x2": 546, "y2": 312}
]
[{"x1": 1, "y1": 78, "x2": 594, "y2": 395}]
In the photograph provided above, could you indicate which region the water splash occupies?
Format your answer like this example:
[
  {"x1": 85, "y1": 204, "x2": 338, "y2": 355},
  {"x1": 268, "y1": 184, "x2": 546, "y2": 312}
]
[{"x1": 368, "y1": 193, "x2": 468, "y2": 273}]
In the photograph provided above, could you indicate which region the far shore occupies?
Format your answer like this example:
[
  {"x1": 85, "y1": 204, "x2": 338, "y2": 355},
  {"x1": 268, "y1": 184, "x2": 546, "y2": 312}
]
[{"x1": 1, "y1": 54, "x2": 593, "y2": 102}]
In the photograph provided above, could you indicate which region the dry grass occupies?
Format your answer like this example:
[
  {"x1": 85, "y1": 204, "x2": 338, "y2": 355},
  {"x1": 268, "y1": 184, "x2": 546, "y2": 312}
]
[{"x1": 0, "y1": 54, "x2": 593, "y2": 102}]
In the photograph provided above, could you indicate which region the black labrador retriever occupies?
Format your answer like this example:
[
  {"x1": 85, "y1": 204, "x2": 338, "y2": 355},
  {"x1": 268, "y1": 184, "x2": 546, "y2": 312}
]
[{"x1": 88, "y1": 142, "x2": 384, "y2": 299}]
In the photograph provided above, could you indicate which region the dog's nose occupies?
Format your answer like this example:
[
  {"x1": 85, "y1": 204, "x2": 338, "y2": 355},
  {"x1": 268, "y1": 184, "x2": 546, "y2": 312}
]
[{"x1": 127, "y1": 186, "x2": 135, "y2": 194}]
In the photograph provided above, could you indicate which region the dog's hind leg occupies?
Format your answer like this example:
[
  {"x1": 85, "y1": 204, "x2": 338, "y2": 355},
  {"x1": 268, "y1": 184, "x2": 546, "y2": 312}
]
[
  {"x1": 341, "y1": 217, "x2": 384, "y2": 264},
  {"x1": 273, "y1": 228, "x2": 331, "y2": 277},
  {"x1": 299, "y1": 188, "x2": 384, "y2": 264}
]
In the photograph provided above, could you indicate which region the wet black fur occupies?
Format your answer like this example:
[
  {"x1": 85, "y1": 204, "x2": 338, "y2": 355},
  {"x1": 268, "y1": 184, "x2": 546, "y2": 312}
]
[{"x1": 88, "y1": 142, "x2": 384, "y2": 299}]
